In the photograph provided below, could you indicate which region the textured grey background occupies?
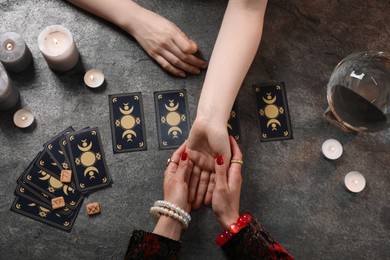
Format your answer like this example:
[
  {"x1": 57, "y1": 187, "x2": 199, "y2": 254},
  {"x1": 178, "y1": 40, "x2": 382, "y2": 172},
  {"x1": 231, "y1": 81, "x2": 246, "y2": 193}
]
[{"x1": 1, "y1": 0, "x2": 390, "y2": 259}]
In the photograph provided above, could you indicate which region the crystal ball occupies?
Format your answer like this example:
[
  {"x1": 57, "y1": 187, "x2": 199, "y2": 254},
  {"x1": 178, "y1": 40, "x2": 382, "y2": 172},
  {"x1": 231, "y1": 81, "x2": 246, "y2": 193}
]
[{"x1": 327, "y1": 51, "x2": 390, "y2": 132}]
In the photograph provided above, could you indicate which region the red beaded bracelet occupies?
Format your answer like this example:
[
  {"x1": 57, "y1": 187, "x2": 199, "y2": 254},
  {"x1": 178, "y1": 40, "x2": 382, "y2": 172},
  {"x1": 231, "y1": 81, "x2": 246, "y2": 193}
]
[{"x1": 215, "y1": 212, "x2": 252, "y2": 246}]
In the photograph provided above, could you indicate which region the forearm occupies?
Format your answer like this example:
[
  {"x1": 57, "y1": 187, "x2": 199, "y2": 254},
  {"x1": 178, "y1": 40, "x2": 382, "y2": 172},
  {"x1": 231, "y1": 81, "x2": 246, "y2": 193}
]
[
  {"x1": 66, "y1": 0, "x2": 142, "y2": 33},
  {"x1": 197, "y1": 0, "x2": 268, "y2": 124}
]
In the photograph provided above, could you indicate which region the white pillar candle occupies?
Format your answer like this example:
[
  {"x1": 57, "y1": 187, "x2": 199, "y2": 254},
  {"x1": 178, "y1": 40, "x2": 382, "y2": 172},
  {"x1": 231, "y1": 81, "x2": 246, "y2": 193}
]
[
  {"x1": 38, "y1": 25, "x2": 79, "y2": 72},
  {"x1": 0, "y1": 67, "x2": 19, "y2": 111},
  {"x1": 84, "y1": 69, "x2": 105, "y2": 88},
  {"x1": 321, "y1": 139, "x2": 343, "y2": 160},
  {"x1": 13, "y1": 108, "x2": 35, "y2": 128},
  {"x1": 0, "y1": 32, "x2": 33, "y2": 72},
  {"x1": 344, "y1": 171, "x2": 366, "y2": 193}
]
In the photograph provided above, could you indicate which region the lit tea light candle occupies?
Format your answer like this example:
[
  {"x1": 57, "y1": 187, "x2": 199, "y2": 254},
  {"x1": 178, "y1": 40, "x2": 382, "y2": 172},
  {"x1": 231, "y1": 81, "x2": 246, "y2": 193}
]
[
  {"x1": 13, "y1": 108, "x2": 35, "y2": 128},
  {"x1": 321, "y1": 139, "x2": 343, "y2": 160},
  {"x1": 0, "y1": 32, "x2": 33, "y2": 72},
  {"x1": 84, "y1": 69, "x2": 105, "y2": 88},
  {"x1": 0, "y1": 67, "x2": 19, "y2": 111},
  {"x1": 38, "y1": 25, "x2": 79, "y2": 72},
  {"x1": 344, "y1": 171, "x2": 366, "y2": 193}
]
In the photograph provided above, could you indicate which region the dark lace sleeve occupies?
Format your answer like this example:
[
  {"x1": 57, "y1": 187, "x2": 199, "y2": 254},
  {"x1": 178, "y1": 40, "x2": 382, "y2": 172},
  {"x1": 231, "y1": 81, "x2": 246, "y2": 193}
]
[
  {"x1": 221, "y1": 218, "x2": 294, "y2": 260},
  {"x1": 124, "y1": 230, "x2": 181, "y2": 259}
]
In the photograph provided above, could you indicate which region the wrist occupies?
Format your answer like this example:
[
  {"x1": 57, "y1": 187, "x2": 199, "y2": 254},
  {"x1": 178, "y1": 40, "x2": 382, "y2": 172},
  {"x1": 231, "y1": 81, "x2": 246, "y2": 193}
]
[
  {"x1": 153, "y1": 215, "x2": 182, "y2": 240},
  {"x1": 118, "y1": 2, "x2": 145, "y2": 36},
  {"x1": 215, "y1": 212, "x2": 252, "y2": 246},
  {"x1": 218, "y1": 212, "x2": 240, "y2": 230}
]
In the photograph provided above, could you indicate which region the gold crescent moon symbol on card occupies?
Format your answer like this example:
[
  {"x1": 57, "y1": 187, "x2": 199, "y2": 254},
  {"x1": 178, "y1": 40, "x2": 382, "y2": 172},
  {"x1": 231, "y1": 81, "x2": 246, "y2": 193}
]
[
  {"x1": 78, "y1": 141, "x2": 93, "y2": 152},
  {"x1": 267, "y1": 119, "x2": 281, "y2": 128},
  {"x1": 84, "y1": 166, "x2": 99, "y2": 177},
  {"x1": 168, "y1": 126, "x2": 183, "y2": 135},
  {"x1": 122, "y1": 129, "x2": 137, "y2": 139},
  {"x1": 119, "y1": 105, "x2": 134, "y2": 115},
  {"x1": 263, "y1": 95, "x2": 276, "y2": 104},
  {"x1": 227, "y1": 123, "x2": 233, "y2": 130},
  {"x1": 165, "y1": 103, "x2": 179, "y2": 112}
]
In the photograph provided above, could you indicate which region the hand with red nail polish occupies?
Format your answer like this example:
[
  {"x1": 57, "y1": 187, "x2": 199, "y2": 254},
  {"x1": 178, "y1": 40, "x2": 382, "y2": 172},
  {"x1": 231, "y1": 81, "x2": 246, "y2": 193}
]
[
  {"x1": 163, "y1": 142, "x2": 193, "y2": 213},
  {"x1": 212, "y1": 136, "x2": 242, "y2": 230}
]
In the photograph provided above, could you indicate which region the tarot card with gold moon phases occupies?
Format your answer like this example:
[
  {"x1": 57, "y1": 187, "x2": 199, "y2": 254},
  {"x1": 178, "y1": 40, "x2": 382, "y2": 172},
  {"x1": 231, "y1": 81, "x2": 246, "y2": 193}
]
[
  {"x1": 227, "y1": 102, "x2": 241, "y2": 143},
  {"x1": 43, "y1": 126, "x2": 74, "y2": 170},
  {"x1": 14, "y1": 184, "x2": 73, "y2": 215},
  {"x1": 154, "y1": 89, "x2": 191, "y2": 150},
  {"x1": 11, "y1": 195, "x2": 80, "y2": 232},
  {"x1": 16, "y1": 156, "x2": 73, "y2": 215},
  {"x1": 253, "y1": 82, "x2": 293, "y2": 142},
  {"x1": 22, "y1": 156, "x2": 84, "y2": 209},
  {"x1": 109, "y1": 93, "x2": 147, "y2": 153},
  {"x1": 35, "y1": 149, "x2": 67, "y2": 180},
  {"x1": 66, "y1": 127, "x2": 111, "y2": 193}
]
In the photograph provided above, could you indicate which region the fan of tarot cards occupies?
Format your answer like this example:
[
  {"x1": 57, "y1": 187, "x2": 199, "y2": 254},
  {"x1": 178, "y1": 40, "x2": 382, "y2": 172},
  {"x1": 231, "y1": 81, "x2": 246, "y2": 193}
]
[{"x1": 11, "y1": 127, "x2": 111, "y2": 232}]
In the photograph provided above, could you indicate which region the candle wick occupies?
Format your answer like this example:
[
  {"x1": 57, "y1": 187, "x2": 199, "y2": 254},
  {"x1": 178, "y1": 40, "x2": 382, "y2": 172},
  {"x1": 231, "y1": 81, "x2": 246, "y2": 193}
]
[
  {"x1": 6, "y1": 43, "x2": 13, "y2": 51},
  {"x1": 21, "y1": 116, "x2": 26, "y2": 121},
  {"x1": 90, "y1": 75, "x2": 94, "y2": 81},
  {"x1": 53, "y1": 38, "x2": 60, "y2": 47},
  {"x1": 354, "y1": 180, "x2": 358, "y2": 185}
]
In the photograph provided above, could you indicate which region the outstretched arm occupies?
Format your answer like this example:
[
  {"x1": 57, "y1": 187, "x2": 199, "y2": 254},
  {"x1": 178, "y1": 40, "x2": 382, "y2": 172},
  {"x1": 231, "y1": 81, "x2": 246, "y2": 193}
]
[
  {"x1": 66, "y1": 0, "x2": 206, "y2": 77},
  {"x1": 187, "y1": 0, "x2": 268, "y2": 173},
  {"x1": 187, "y1": 0, "x2": 268, "y2": 208}
]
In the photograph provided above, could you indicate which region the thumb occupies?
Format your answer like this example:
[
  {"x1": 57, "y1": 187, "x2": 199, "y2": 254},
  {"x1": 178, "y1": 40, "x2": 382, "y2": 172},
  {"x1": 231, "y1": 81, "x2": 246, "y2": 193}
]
[{"x1": 215, "y1": 155, "x2": 227, "y2": 187}]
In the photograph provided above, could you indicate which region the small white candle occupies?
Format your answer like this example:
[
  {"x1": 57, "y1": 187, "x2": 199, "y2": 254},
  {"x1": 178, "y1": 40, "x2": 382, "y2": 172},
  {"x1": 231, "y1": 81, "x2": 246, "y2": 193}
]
[
  {"x1": 344, "y1": 171, "x2": 366, "y2": 193},
  {"x1": 38, "y1": 25, "x2": 79, "y2": 72},
  {"x1": 321, "y1": 139, "x2": 343, "y2": 160},
  {"x1": 84, "y1": 69, "x2": 105, "y2": 88},
  {"x1": 13, "y1": 108, "x2": 35, "y2": 128}
]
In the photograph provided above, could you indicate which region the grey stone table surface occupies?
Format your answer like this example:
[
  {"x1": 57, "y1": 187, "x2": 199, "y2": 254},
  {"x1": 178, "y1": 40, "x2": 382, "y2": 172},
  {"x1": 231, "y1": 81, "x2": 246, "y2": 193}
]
[{"x1": 1, "y1": 0, "x2": 389, "y2": 259}]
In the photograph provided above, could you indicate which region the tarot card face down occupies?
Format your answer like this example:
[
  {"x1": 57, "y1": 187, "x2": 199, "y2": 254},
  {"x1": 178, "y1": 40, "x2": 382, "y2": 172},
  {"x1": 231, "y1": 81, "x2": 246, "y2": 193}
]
[
  {"x1": 254, "y1": 82, "x2": 293, "y2": 142},
  {"x1": 66, "y1": 128, "x2": 111, "y2": 193},
  {"x1": 154, "y1": 90, "x2": 190, "y2": 149},
  {"x1": 109, "y1": 93, "x2": 147, "y2": 153},
  {"x1": 11, "y1": 196, "x2": 80, "y2": 232},
  {"x1": 227, "y1": 103, "x2": 241, "y2": 143}
]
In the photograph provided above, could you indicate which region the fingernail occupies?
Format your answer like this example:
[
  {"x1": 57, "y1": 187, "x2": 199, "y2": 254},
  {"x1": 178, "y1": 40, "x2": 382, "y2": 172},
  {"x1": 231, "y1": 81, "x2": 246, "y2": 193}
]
[
  {"x1": 201, "y1": 63, "x2": 207, "y2": 69},
  {"x1": 216, "y1": 155, "x2": 224, "y2": 165},
  {"x1": 178, "y1": 72, "x2": 186, "y2": 78},
  {"x1": 181, "y1": 152, "x2": 188, "y2": 161}
]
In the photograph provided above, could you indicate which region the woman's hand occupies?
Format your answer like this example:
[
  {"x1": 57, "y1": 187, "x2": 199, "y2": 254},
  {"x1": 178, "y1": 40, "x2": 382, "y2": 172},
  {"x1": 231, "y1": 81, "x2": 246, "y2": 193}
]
[
  {"x1": 163, "y1": 141, "x2": 193, "y2": 213},
  {"x1": 153, "y1": 142, "x2": 193, "y2": 240},
  {"x1": 211, "y1": 136, "x2": 242, "y2": 229},
  {"x1": 186, "y1": 116, "x2": 231, "y2": 209},
  {"x1": 127, "y1": 7, "x2": 207, "y2": 77}
]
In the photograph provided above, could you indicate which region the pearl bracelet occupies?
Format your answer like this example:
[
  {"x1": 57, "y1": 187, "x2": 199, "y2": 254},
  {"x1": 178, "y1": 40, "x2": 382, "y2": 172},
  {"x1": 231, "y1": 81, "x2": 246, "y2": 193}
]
[
  {"x1": 150, "y1": 206, "x2": 189, "y2": 229},
  {"x1": 150, "y1": 206, "x2": 189, "y2": 227},
  {"x1": 154, "y1": 200, "x2": 191, "y2": 223}
]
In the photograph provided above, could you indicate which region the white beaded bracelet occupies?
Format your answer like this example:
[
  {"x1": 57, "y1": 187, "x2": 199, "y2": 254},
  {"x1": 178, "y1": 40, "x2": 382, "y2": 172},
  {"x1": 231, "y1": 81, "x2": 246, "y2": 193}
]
[
  {"x1": 150, "y1": 206, "x2": 189, "y2": 229},
  {"x1": 154, "y1": 200, "x2": 191, "y2": 223}
]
